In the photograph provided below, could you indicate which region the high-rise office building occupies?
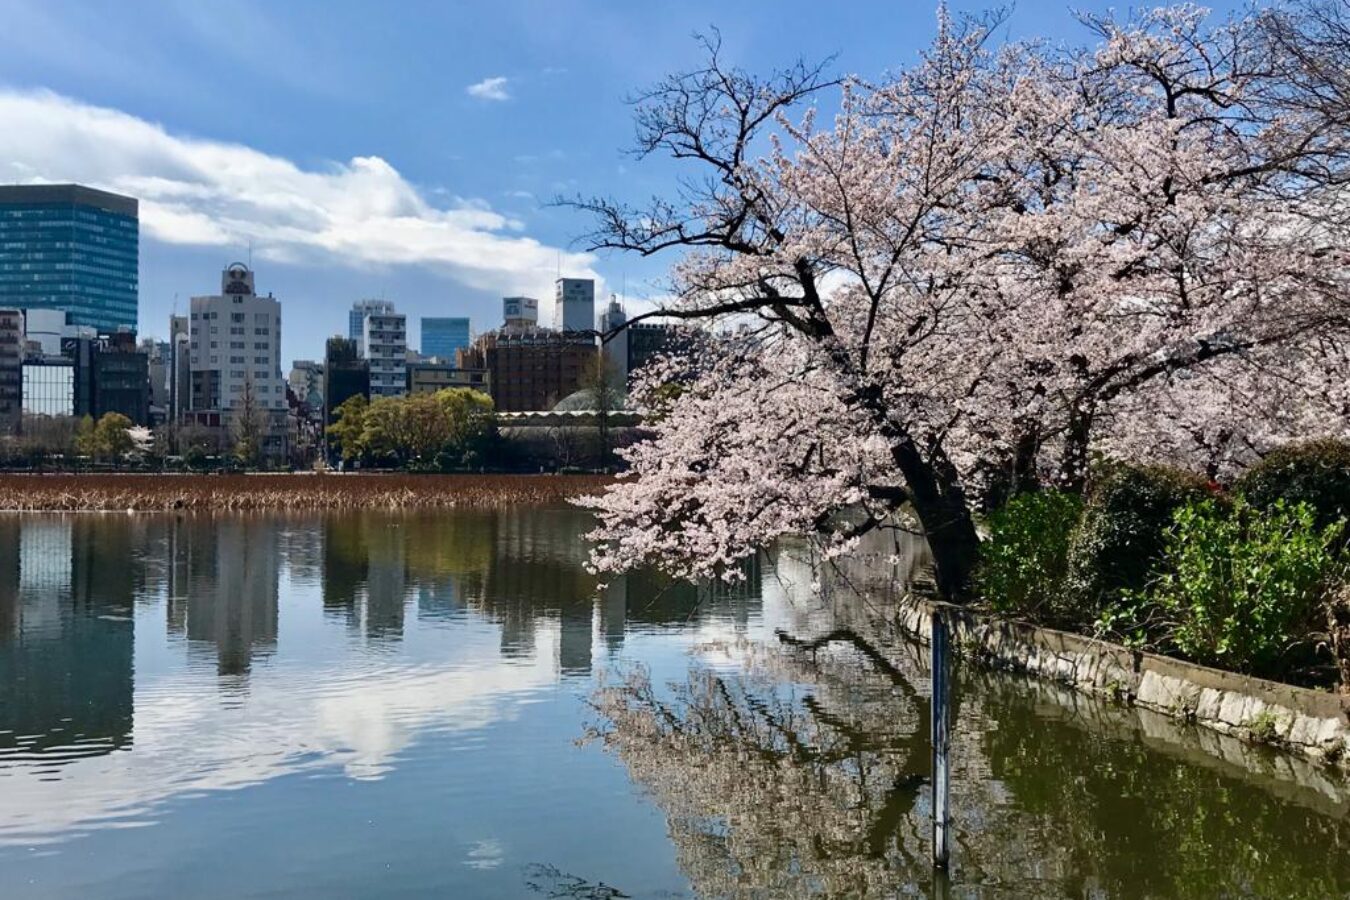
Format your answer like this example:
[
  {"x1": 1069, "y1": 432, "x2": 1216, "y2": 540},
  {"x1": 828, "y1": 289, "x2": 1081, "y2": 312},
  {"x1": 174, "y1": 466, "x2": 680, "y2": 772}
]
[
  {"x1": 364, "y1": 310, "x2": 407, "y2": 397},
  {"x1": 598, "y1": 296, "x2": 628, "y2": 384},
  {"x1": 0, "y1": 185, "x2": 139, "y2": 334},
  {"x1": 142, "y1": 337, "x2": 171, "y2": 425},
  {"x1": 187, "y1": 263, "x2": 286, "y2": 457},
  {"x1": 169, "y1": 315, "x2": 190, "y2": 424},
  {"x1": 421, "y1": 317, "x2": 470, "y2": 361},
  {"x1": 349, "y1": 299, "x2": 395, "y2": 355},
  {"x1": 553, "y1": 279, "x2": 595, "y2": 333},
  {"x1": 62, "y1": 332, "x2": 150, "y2": 425}
]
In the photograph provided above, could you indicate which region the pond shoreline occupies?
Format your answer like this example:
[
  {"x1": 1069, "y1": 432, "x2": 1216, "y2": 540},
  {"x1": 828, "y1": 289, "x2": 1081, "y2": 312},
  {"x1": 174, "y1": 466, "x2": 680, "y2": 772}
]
[
  {"x1": 0, "y1": 472, "x2": 615, "y2": 511},
  {"x1": 899, "y1": 597, "x2": 1350, "y2": 770}
]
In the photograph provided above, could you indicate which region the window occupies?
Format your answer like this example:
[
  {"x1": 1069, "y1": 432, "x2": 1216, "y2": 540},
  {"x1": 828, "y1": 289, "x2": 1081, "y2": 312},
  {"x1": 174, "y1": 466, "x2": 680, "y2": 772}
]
[{"x1": 231, "y1": 313, "x2": 245, "y2": 323}]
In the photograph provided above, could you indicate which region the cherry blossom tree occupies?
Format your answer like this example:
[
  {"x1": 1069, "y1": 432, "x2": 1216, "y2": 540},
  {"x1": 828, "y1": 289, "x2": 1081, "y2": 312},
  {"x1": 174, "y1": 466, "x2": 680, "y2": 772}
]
[{"x1": 576, "y1": 4, "x2": 1350, "y2": 599}]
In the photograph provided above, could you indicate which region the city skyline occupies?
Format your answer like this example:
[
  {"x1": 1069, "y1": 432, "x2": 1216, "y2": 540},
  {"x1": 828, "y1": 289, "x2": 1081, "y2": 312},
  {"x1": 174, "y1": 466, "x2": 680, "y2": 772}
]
[{"x1": 0, "y1": 0, "x2": 1251, "y2": 364}]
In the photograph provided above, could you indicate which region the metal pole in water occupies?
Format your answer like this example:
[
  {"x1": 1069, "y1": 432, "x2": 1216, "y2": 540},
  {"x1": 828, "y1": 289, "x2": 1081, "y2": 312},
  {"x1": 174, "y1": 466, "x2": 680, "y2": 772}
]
[{"x1": 931, "y1": 611, "x2": 951, "y2": 870}]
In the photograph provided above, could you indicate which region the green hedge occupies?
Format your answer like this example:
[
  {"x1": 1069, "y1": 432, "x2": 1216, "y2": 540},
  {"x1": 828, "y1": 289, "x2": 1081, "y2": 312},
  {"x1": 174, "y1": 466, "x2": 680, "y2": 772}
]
[
  {"x1": 1235, "y1": 439, "x2": 1350, "y2": 534},
  {"x1": 977, "y1": 490, "x2": 1084, "y2": 622},
  {"x1": 1106, "y1": 498, "x2": 1345, "y2": 678},
  {"x1": 1064, "y1": 463, "x2": 1212, "y2": 620}
]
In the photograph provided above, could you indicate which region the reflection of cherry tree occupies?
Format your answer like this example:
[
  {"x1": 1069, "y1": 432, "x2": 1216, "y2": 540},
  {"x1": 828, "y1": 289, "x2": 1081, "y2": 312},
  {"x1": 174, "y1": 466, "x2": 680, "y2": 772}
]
[
  {"x1": 591, "y1": 619, "x2": 1350, "y2": 898},
  {"x1": 589, "y1": 636, "x2": 934, "y2": 898}
]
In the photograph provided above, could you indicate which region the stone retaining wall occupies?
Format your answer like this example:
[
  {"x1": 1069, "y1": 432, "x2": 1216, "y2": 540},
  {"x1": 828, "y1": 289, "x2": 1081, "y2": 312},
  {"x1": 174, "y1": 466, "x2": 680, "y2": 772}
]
[{"x1": 898, "y1": 598, "x2": 1350, "y2": 768}]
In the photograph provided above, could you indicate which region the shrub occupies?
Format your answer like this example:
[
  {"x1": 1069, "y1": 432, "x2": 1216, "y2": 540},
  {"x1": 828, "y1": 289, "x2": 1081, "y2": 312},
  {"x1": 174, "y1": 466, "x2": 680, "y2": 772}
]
[
  {"x1": 1064, "y1": 462, "x2": 1211, "y2": 618},
  {"x1": 1234, "y1": 439, "x2": 1350, "y2": 534},
  {"x1": 1110, "y1": 498, "x2": 1345, "y2": 677},
  {"x1": 977, "y1": 490, "x2": 1084, "y2": 622}
]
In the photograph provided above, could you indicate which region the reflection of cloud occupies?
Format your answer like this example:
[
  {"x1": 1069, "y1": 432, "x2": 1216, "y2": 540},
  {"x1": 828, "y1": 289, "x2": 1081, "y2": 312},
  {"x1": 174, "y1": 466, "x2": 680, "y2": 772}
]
[
  {"x1": 0, "y1": 623, "x2": 561, "y2": 845},
  {"x1": 463, "y1": 838, "x2": 504, "y2": 870}
]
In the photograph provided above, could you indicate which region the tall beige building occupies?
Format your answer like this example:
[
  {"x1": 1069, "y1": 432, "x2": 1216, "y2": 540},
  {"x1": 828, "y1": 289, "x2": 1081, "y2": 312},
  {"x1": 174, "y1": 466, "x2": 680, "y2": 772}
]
[{"x1": 187, "y1": 263, "x2": 287, "y2": 458}]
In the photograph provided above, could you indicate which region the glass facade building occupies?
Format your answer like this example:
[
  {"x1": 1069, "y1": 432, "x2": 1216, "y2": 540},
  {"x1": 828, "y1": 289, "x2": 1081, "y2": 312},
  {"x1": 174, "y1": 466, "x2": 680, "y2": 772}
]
[
  {"x1": 348, "y1": 299, "x2": 395, "y2": 355},
  {"x1": 22, "y1": 361, "x2": 75, "y2": 418},
  {"x1": 421, "y1": 317, "x2": 470, "y2": 361},
  {"x1": 0, "y1": 185, "x2": 139, "y2": 334}
]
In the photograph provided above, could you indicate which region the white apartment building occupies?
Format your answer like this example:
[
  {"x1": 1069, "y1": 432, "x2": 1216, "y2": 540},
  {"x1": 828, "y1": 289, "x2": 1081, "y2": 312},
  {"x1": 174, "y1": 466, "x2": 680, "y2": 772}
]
[
  {"x1": 188, "y1": 263, "x2": 286, "y2": 453},
  {"x1": 363, "y1": 310, "x2": 407, "y2": 397},
  {"x1": 349, "y1": 299, "x2": 395, "y2": 356}
]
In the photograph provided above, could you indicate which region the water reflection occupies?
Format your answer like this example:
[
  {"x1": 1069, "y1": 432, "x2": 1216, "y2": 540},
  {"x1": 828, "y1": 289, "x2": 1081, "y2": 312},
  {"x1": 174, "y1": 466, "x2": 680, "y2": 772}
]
[
  {"x1": 591, "y1": 541, "x2": 1350, "y2": 898},
  {"x1": 0, "y1": 517, "x2": 135, "y2": 762},
  {"x1": 168, "y1": 519, "x2": 280, "y2": 676},
  {"x1": 0, "y1": 509, "x2": 762, "y2": 851},
  {"x1": 0, "y1": 510, "x2": 1344, "y2": 898}
]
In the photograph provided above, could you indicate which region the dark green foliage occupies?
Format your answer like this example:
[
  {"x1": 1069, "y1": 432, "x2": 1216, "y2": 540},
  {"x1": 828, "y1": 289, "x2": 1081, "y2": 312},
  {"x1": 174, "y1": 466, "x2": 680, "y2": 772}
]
[
  {"x1": 1234, "y1": 439, "x2": 1350, "y2": 534},
  {"x1": 1100, "y1": 498, "x2": 1345, "y2": 678},
  {"x1": 1064, "y1": 463, "x2": 1211, "y2": 618},
  {"x1": 977, "y1": 490, "x2": 1084, "y2": 622}
]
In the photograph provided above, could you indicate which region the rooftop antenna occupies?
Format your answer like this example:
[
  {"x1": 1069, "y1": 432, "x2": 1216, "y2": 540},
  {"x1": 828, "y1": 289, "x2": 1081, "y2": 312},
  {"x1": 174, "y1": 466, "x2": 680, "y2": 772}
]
[{"x1": 247, "y1": 238, "x2": 253, "y2": 270}]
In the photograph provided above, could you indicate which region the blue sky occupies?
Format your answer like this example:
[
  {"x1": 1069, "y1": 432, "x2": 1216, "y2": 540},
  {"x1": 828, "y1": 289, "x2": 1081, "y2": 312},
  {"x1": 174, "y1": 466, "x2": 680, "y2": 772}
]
[{"x1": 0, "y1": 0, "x2": 1246, "y2": 364}]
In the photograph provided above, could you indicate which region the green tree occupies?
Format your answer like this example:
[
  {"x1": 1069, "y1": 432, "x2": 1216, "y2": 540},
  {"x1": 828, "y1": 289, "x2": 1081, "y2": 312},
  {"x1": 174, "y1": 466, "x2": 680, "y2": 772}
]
[
  {"x1": 77, "y1": 412, "x2": 134, "y2": 463},
  {"x1": 434, "y1": 388, "x2": 496, "y2": 467},
  {"x1": 362, "y1": 395, "x2": 414, "y2": 465},
  {"x1": 326, "y1": 394, "x2": 369, "y2": 463},
  {"x1": 74, "y1": 414, "x2": 97, "y2": 458},
  {"x1": 402, "y1": 392, "x2": 453, "y2": 465}
]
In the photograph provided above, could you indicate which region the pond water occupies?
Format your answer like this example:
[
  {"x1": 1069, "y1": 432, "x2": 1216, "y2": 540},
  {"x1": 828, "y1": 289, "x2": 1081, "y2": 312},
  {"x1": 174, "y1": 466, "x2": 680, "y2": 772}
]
[{"x1": 0, "y1": 508, "x2": 1347, "y2": 899}]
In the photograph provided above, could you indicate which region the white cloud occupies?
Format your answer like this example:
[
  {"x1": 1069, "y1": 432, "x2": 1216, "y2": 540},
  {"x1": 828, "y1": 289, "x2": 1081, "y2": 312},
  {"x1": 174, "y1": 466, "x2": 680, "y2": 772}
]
[
  {"x1": 0, "y1": 88, "x2": 596, "y2": 303},
  {"x1": 465, "y1": 76, "x2": 510, "y2": 101}
]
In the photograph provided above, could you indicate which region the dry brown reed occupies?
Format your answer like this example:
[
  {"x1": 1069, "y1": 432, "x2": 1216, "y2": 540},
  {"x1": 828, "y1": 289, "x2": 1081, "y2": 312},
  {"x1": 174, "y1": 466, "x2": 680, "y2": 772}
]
[{"x1": 0, "y1": 473, "x2": 615, "y2": 512}]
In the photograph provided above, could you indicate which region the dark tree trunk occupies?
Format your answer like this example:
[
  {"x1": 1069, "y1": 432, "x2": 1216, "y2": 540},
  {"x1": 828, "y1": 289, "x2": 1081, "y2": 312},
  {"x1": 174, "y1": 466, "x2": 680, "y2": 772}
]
[
  {"x1": 890, "y1": 437, "x2": 982, "y2": 602},
  {"x1": 1010, "y1": 427, "x2": 1042, "y2": 496},
  {"x1": 849, "y1": 382, "x2": 982, "y2": 601}
]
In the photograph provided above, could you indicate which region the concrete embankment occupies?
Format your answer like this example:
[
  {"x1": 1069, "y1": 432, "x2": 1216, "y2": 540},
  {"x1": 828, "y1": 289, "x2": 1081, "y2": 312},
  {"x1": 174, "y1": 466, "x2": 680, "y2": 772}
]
[{"x1": 898, "y1": 598, "x2": 1350, "y2": 769}]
